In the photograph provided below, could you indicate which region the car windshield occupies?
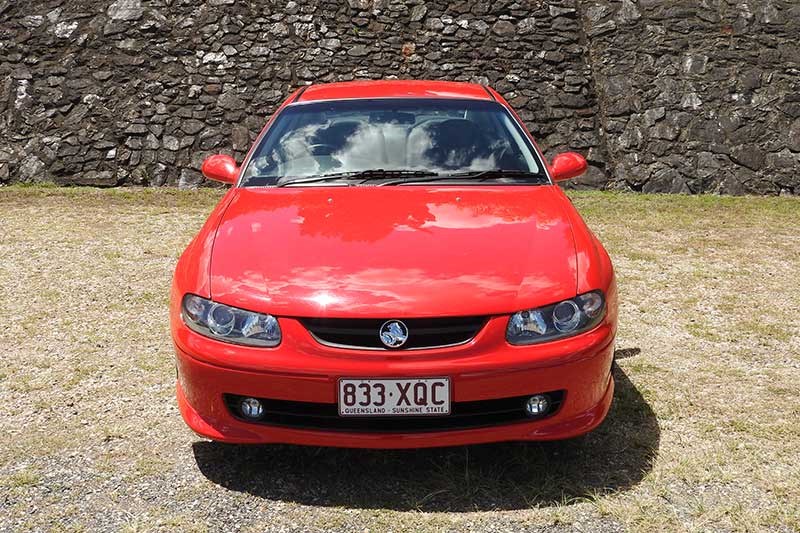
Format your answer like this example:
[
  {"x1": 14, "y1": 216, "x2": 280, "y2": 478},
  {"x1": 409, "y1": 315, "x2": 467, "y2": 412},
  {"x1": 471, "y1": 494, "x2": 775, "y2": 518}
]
[{"x1": 240, "y1": 98, "x2": 546, "y2": 187}]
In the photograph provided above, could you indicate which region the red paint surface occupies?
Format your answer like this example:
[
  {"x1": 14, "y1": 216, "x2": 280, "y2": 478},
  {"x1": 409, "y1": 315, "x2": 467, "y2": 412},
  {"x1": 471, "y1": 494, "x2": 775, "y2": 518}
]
[{"x1": 171, "y1": 80, "x2": 616, "y2": 447}]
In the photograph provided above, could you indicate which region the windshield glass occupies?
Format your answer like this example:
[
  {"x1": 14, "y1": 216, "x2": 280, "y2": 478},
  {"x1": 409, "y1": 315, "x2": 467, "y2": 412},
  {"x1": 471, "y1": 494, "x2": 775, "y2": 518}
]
[{"x1": 241, "y1": 98, "x2": 545, "y2": 186}]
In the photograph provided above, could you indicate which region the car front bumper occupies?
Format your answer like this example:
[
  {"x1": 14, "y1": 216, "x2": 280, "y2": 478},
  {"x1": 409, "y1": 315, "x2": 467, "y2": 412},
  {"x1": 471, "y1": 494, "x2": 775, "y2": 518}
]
[{"x1": 173, "y1": 316, "x2": 615, "y2": 448}]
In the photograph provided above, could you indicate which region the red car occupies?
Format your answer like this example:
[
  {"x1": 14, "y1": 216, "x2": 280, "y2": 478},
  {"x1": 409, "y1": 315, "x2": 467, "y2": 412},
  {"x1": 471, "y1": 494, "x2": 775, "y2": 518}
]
[{"x1": 171, "y1": 80, "x2": 617, "y2": 448}]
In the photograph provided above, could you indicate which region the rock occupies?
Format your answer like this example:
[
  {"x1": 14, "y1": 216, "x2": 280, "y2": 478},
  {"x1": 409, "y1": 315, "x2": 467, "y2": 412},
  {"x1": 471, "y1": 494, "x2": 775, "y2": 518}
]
[
  {"x1": 231, "y1": 126, "x2": 250, "y2": 151},
  {"x1": 125, "y1": 136, "x2": 142, "y2": 149},
  {"x1": 218, "y1": 91, "x2": 246, "y2": 111},
  {"x1": 178, "y1": 168, "x2": 204, "y2": 189},
  {"x1": 766, "y1": 149, "x2": 796, "y2": 169},
  {"x1": 181, "y1": 120, "x2": 205, "y2": 135},
  {"x1": 651, "y1": 121, "x2": 679, "y2": 141},
  {"x1": 696, "y1": 152, "x2": 720, "y2": 178},
  {"x1": 46, "y1": 7, "x2": 62, "y2": 22},
  {"x1": 569, "y1": 164, "x2": 607, "y2": 189},
  {"x1": 426, "y1": 17, "x2": 444, "y2": 31},
  {"x1": 0, "y1": 148, "x2": 14, "y2": 164},
  {"x1": 20, "y1": 16, "x2": 44, "y2": 29},
  {"x1": 249, "y1": 46, "x2": 271, "y2": 57},
  {"x1": 64, "y1": 105, "x2": 89, "y2": 126},
  {"x1": 549, "y1": 5, "x2": 576, "y2": 17},
  {"x1": 52, "y1": 21, "x2": 78, "y2": 38},
  {"x1": 681, "y1": 93, "x2": 702, "y2": 110},
  {"x1": 642, "y1": 166, "x2": 690, "y2": 194},
  {"x1": 788, "y1": 119, "x2": 800, "y2": 152},
  {"x1": 347, "y1": 0, "x2": 371, "y2": 9},
  {"x1": 401, "y1": 42, "x2": 416, "y2": 58},
  {"x1": 471, "y1": 19, "x2": 489, "y2": 35},
  {"x1": 731, "y1": 144, "x2": 766, "y2": 171},
  {"x1": 762, "y1": 1, "x2": 783, "y2": 24},
  {"x1": 162, "y1": 136, "x2": 180, "y2": 151},
  {"x1": 143, "y1": 133, "x2": 160, "y2": 150},
  {"x1": 644, "y1": 107, "x2": 666, "y2": 126},
  {"x1": 202, "y1": 52, "x2": 227, "y2": 64},
  {"x1": 618, "y1": 0, "x2": 641, "y2": 22},
  {"x1": 320, "y1": 38, "x2": 341, "y2": 51},
  {"x1": 117, "y1": 38, "x2": 144, "y2": 52},
  {"x1": 587, "y1": 20, "x2": 616, "y2": 37},
  {"x1": 17, "y1": 156, "x2": 46, "y2": 181},
  {"x1": 491, "y1": 20, "x2": 515, "y2": 36},
  {"x1": 11, "y1": 66, "x2": 32, "y2": 80},
  {"x1": 285, "y1": 1, "x2": 299, "y2": 15},
  {"x1": 347, "y1": 45, "x2": 370, "y2": 57},
  {"x1": 269, "y1": 22, "x2": 290, "y2": 37},
  {"x1": 586, "y1": 5, "x2": 613, "y2": 23},
  {"x1": 683, "y1": 55, "x2": 708, "y2": 75},
  {"x1": 409, "y1": 5, "x2": 427, "y2": 22},
  {"x1": 741, "y1": 69, "x2": 762, "y2": 91},
  {"x1": 518, "y1": 17, "x2": 536, "y2": 34},
  {"x1": 124, "y1": 123, "x2": 148, "y2": 134},
  {"x1": 107, "y1": 0, "x2": 143, "y2": 21}
]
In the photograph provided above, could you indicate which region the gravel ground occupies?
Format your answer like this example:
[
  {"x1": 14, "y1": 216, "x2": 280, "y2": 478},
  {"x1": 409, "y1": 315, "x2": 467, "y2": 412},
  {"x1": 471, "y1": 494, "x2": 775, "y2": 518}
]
[{"x1": 1, "y1": 187, "x2": 798, "y2": 532}]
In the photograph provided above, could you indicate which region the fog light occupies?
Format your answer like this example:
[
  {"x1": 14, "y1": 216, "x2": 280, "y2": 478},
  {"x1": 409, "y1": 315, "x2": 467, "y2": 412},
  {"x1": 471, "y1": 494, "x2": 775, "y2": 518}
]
[
  {"x1": 524, "y1": 395, "x2": 550, "y2": 417},
  {"x1": 240, "y1": 397, "x2": 264, "y2": 419}
]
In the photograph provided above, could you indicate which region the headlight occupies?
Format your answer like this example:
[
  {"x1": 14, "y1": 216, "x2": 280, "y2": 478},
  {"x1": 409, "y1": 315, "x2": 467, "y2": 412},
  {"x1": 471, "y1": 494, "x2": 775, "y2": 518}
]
[
  {"x1": 181, "y1": 294, "x2": 281, "y2": 347},
  {"x1": 506, "y1": 291, "x2": 605, "y2": 345}
]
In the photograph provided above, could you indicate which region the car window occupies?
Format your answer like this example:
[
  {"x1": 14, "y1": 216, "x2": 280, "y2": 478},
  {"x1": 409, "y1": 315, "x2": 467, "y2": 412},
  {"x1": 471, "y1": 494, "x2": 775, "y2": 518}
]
[{"x1": 241, "y1": 98, "x2": 544, "y2": 186}]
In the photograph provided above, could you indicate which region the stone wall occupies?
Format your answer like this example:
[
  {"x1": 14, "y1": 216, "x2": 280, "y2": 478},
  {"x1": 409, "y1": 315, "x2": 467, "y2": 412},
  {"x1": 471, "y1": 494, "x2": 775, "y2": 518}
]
[
  {"x1": 581, "y1": 0, "x2": 800, "y2": 195},
  {"x1": 0, "y1": 0, "x2": 798, "y2": 194}
]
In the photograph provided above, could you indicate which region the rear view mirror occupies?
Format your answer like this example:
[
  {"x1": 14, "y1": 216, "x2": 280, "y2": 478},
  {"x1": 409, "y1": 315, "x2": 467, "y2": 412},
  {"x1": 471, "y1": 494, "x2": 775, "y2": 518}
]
[
  {"x1": 201, "y1": 154, "x2": 239, "y2": 184},
  {"x1": 549, "y1": 152, "x2": 588, "y2": 182}
]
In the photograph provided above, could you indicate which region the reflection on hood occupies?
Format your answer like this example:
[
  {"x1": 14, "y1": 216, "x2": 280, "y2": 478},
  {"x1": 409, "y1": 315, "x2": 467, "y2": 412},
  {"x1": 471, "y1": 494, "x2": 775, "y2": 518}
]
[{"x1": 209, "y1": 186, "x2": 579, "y2": 317}]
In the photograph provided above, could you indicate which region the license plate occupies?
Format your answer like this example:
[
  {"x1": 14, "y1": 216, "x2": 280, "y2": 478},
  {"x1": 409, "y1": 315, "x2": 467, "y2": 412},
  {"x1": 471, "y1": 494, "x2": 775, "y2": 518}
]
[{"x1": 338, "y1": 378, "x2": 450, "y2": 416}]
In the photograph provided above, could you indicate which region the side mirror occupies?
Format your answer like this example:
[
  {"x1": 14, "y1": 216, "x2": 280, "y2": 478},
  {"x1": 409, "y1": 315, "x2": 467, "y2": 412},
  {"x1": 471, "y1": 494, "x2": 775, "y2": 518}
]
[
  {"x1": 201, "y1": 154, "x2": 239, "y2": 184},
  {"x1": 549, "y1": 152, "x2": 588, "y2": 182}
]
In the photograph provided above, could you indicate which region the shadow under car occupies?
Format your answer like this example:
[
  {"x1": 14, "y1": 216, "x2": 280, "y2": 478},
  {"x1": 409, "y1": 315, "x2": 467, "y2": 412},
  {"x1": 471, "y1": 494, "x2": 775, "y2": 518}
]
[{"x1": 192, "y1": 352, "x2": 658, "y2": 512}]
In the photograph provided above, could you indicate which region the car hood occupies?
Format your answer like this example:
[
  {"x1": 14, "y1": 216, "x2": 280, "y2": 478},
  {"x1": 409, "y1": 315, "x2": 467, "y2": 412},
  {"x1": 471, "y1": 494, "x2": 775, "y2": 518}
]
[{"x1": 209, "y1": 186, "x2": 577, "y2": 318}]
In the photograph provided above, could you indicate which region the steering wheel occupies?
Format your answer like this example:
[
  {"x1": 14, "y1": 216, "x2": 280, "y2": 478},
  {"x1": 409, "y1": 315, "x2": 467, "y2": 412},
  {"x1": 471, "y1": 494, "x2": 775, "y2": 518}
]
[{"x1": 489, "y1": 143, "x2": 510, "y2": 164}]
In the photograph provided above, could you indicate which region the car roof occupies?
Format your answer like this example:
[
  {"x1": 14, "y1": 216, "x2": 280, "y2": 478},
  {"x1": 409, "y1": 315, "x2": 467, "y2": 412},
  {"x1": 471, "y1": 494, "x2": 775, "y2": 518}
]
[{"x1": 295, "y1": 80, "x2": 495, "y2": 103}]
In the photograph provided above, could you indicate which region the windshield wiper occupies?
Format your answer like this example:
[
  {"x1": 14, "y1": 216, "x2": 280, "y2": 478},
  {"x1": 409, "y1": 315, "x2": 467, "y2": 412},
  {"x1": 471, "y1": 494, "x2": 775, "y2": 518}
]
[
  {"x1": 274, "y1": 169, "x2": 438, "y2": 187},
  {"x1": 379, "y1": 169, "x2": 548, "y2": 186}
]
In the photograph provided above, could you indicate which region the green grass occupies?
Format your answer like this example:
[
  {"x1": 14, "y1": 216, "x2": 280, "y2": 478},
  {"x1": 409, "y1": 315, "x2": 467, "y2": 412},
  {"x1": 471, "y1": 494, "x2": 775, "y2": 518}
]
[{"x1": 1, "y1": 468, "x2": 40, "y2": 488}]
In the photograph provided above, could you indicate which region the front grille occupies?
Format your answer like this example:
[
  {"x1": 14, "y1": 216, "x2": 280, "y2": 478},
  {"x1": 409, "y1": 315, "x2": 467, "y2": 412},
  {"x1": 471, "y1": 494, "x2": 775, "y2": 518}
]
[
  {"x1": 299, "y1": 316, "x2": 488, "y2": 350},
  {"x1": 224, "y1": 391, "x2": 564, "y2": 433}
]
